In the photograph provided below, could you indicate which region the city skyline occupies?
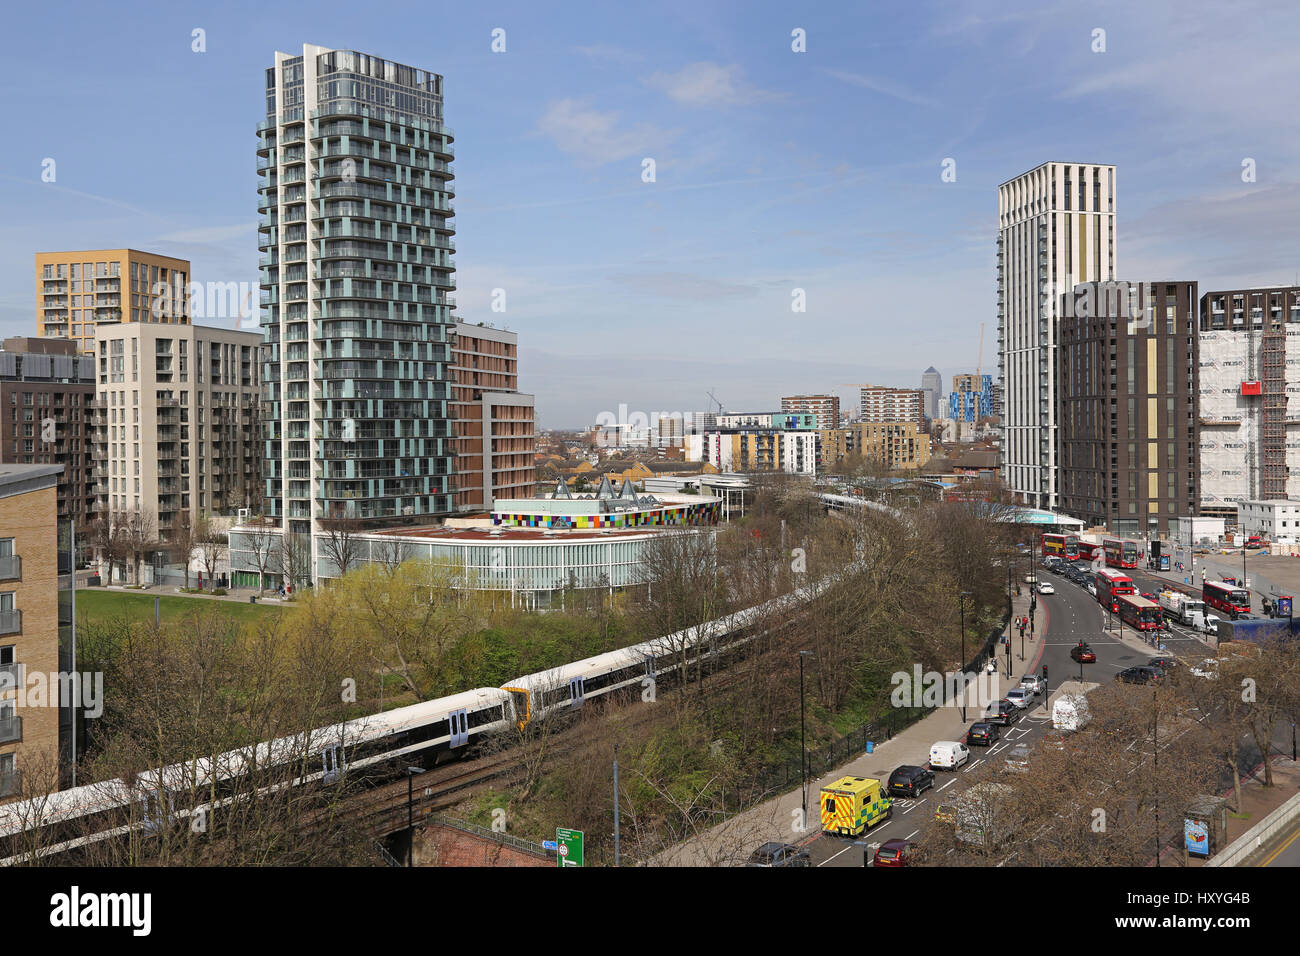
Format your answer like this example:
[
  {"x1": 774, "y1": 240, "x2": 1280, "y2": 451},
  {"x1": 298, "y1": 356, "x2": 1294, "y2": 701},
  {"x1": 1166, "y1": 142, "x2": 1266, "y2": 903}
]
[{"x1": 3, "y1": 2, "x2": 1300, "y2": 428}]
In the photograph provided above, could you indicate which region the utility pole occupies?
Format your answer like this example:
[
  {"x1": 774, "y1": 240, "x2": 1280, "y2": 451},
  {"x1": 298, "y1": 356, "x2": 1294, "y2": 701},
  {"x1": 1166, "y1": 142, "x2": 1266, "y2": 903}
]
[
  {"x1": 799, "y1": 650, "x2": 814, "y2": 828},
  {"x1": 613, "y1": 744, "x2": 621, "y2": 867},
  {"x1": 959, "y1": 591, "x2": 973, "y2": 722}
]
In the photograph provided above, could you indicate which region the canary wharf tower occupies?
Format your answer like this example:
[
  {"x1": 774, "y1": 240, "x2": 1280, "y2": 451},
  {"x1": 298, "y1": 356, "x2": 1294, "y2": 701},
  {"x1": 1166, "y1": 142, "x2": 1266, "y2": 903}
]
[{"x1": 258, "y1": 46, "x2": 456, "y2": 573}]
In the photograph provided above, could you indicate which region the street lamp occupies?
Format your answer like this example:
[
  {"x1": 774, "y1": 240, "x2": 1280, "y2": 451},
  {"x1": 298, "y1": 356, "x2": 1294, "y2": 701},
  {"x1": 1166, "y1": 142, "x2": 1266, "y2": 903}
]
[
  {"x1": 799, "y1": 650, "x2": 815, "y2": 828},
  {"x1": 959, "y1": 591, "x2": 973, "y2": 722},
  {"x1": 406, "y1": 766, "x2": 425, "y2": 867}
]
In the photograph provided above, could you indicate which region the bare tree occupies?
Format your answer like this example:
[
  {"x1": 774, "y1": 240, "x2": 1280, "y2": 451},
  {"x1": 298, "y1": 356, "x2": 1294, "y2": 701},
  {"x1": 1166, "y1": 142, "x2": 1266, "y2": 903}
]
[
  {"x1": 274, "y1": 530, "x2": 312, "y2": 594},
  {"x1": 194, "y1": 516, "x2": 227, "y2": 591},
  {"x1": 169, "y1": 510, "x2": 198, "y2": 590},
  {"x1": 242, "y1": 519, "x2": 279, "y2": 594},
  {"x1": 121, "y1": 508, "x2": 158, "y2": 586},
  {"x1": 318, "y1": 516, "x2": 364, "y2": 581},
  {"x1": 88, "y1": 515, "x2": 128, "y2": 584}
]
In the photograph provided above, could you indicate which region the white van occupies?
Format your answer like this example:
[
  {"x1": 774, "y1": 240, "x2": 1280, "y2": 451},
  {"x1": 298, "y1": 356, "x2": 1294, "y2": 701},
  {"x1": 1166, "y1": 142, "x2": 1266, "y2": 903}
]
[
  {"x1": 1052, "y1": 694, "x2": 1091, "y2": 732},
  {"x1": 929, "y1": 741, "x2": 970, "y2": 771}
]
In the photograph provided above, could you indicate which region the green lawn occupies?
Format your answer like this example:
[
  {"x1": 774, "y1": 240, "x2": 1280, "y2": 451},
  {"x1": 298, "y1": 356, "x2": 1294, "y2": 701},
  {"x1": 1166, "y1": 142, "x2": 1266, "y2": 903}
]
[{"x1": 75, "y1": 588, "x2": 285, "y2": 627}]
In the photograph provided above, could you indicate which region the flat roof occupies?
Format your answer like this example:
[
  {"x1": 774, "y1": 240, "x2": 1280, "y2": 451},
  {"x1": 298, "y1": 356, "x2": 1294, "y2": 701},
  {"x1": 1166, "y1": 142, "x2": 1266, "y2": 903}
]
[
  {"x1": 370, "y1": 525, "x2": 674, "y2": 542},
  {"x1": 0, "y1": 463, "x2": 62, "y2": 497}
]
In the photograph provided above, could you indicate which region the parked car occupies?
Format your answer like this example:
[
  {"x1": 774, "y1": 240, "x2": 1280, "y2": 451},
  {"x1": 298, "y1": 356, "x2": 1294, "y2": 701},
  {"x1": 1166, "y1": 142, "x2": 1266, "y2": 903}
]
[
  {"x1": 1147, "y1": 657, "x2": 1181, "y2": 673},
  {"x1": 872, "y1": 839, "x2": 922, "y2": 867},
  {"x1": 1019, "y1": 674, "x2": 1046, "y2": 695},
  {"x1": 1086, "y1": 582, "x2": 1098, "y2": 596},
  {"x1": 929, "y1": 740, "x2": 971, "y2": 770},
  {"x1": 1003, "y1": 744, "x2": 1032, "y2": 773},
  {"x1": 1070, "y1": 642, "x2": 1097, "y2": 664},
  {"x1": 746, "y1": 842, "x2": 811, "y2": 867},
  {"x1": 967, "y1": 722, "x2": 1000, "y2": 746},
  {"x1": 886, "y1": 764, "x2": 935, "y2": 798},
  {"x1": 1004, "y1": 687, "x2": 1034, "y2": 709},
  {"x1": 1036, "y1": 581, "x2": 1056, "y2": 595},
  {"x1": 1190, "y1": 658, "x2": 1220, "y2": 680},
  {"x1": 982, "y1": 700, "x2": 1021, "y2": 726},
  {"x1": 1116, "y1": 665, "x2": 1162, "y2": 685}
]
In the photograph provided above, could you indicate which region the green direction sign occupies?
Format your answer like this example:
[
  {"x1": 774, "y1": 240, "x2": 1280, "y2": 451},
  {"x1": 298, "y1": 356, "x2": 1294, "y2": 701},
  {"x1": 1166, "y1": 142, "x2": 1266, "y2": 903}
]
[{"x1": 556, "y1": 827, "x2": 584, "y2": 868}]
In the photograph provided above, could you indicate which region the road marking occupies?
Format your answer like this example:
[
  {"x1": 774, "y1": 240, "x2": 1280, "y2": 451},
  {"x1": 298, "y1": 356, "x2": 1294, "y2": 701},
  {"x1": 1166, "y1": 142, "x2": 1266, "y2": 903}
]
[
  {"x1": 902, "y1": 798, "x2": 926, "y2": 814},
  {"x1": 818, "y1": 843, "x2": 858, "y2": 866},
  {"x1": 905, "y1": 829, "x2": 919, "y2": 840},
  {"x1": 963, "y1": 758, "x2": 985, "y2": 773},
  {"x1": 935, "y1": 778, "x2": 956, "y2": 792},
  {"x1": 1258, "y1": 825, "x2": 1300, "y2": 867}
]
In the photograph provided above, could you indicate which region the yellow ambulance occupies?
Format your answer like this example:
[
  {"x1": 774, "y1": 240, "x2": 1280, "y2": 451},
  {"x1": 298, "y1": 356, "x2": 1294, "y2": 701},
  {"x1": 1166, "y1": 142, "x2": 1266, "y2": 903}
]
[{"x1": 819, "y1": 775, "x2": 892, "y2": 837}]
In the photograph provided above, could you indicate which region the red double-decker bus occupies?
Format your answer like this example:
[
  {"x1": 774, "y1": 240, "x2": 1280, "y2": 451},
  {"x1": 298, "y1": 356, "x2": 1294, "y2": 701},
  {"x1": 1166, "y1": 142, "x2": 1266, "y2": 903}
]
[
  {"x1": 1103, "y1": 537, "x2": 1140, "y2": 569},
  {"x1": 1095, "y1": 569, "x2": 1137, "y2": 612},
  {"x1": 1116, "y1": 594, "x2": 1163, "y2": 631},
  {"x1": 1203, "y1": 580, "x2": 1251, "y2": 618},
  {"x1": 1076, "y1": 541, "x2": 1101, "y2": 563},
  {"x1": 1042, "y1": 533, "x2": 1079, "y2": 561}
]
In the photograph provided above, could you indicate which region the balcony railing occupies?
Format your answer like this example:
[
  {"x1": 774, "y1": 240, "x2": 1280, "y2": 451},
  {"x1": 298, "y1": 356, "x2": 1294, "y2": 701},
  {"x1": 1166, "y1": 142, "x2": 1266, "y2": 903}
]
[
  {"x1": 0, "y1": 716, "x2": 21, "y2": 744},
  {"x1": 0, "y1": 609, "x2": 19, "y2": 635},
  {"x1": 0, "y1": 555, "x2": 18, "y2": 581}
]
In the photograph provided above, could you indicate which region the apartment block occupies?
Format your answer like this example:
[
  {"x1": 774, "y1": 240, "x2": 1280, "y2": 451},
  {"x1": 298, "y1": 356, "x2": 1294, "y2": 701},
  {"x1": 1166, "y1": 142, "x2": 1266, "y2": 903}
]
[
  {"x1": 1057, "y1": 280, "x2": 1199, "y2": 536},
  {"x1": 92, "y1": 322, "x2": 262, "y2": 544},
  {"x1": 998, "y1": 162, "x2": 1118, "y2": 509},
  {"x1": 0, "y1": 338, "x2": 96, "y2": 529},
  {"x1": 0, "y1": 464, "x2": 63, "y2": 799},
  {"x1": 690, "y1": 429, "x2": 817, "y2": 475},
  {"x1": 781, "y1": 395, "x2": 840, "y2": 429},
  {"x1": 1197, "y1": 286, "x2": 1300, "y2": 515},
  {"x1": 818, "y1": 422, "x2": 931, "y2": 472},
  {"x1": 259, "y1": 46, "x2": 456, "y2": 581},
  {"x1": 949, "y1": 373, "x2": 994, "y2": 422},
  {"x1": 450, "y1": 321, "x2": 534, "y2": 511},
  {"x1": 858, "y1": 386, "x2": 923, "y2": 424},
  {"x1": 36, "y1": 249, "x2": 191, "y2": 355}
]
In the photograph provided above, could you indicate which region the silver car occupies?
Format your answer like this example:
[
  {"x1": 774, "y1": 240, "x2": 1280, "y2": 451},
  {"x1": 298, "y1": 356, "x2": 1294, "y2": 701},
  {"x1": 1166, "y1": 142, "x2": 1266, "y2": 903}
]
[
  {"x1": 1004, "y1": 687, "x2": 1033, "y2": 709},
  {"x1": 1019, "y1": 674, "x2": 1045, "y2": 695}
]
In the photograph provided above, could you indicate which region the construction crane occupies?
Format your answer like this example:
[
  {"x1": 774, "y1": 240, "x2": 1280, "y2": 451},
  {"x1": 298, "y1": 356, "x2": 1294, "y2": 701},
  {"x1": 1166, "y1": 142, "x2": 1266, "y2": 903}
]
[
  {"x1": 975, "y1": 322, "x2": 985, "y2": 382},
  {"x1": 706, "y1": 389, "x2": 725, "y2": 415}
]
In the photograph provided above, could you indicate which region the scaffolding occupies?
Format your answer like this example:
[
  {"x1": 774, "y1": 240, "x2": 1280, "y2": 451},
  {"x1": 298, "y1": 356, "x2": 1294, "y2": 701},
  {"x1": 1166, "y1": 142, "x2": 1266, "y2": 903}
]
[{"x1": 1261, "y1": 305, "x2": 1288, "y2": 498}]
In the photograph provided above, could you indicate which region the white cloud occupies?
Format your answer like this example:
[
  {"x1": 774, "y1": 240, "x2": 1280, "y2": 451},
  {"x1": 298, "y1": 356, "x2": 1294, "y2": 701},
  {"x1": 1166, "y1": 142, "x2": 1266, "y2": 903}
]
[
  {"x1": 645, "y1": 62, "x2": 783, "y2": 108},
  {"x1": 824, "y1": 69, "x2": 939, "y2": 108},
  {"x1": 536, "y1": 98, "x2": 678, "y2": 167}
]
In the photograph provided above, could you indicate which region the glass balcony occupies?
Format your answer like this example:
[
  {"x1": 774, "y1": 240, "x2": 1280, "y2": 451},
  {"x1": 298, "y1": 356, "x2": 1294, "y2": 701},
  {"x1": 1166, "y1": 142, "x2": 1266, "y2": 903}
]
[{"x1": 0, "y1": 555, "x2": 20, "y2": 581}]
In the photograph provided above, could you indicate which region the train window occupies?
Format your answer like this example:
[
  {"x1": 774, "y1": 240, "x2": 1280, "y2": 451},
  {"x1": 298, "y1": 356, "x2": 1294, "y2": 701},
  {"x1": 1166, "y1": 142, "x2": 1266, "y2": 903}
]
[
  {"x1": 644, "y1": 655, "x2": 655, "y2": 678},
  {"x1": 508, "y1": 690, "x2": 529, "y2": 725},
  {"x1": 321, "y1": 744, "x2": 345, "y2": 783},
  {"x1": 568, "y1": 677, "x2": 585, "y2": 709}
]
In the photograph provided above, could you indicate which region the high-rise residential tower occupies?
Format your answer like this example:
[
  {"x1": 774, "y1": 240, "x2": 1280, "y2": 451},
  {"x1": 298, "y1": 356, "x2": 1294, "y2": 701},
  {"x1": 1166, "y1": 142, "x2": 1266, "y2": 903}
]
[
  {"x1": 258, "y1": 46, "x2": 456, "y2": 581},
  {"x1": 998, "y1": 162, "x2": 1117, "y2": 509}
]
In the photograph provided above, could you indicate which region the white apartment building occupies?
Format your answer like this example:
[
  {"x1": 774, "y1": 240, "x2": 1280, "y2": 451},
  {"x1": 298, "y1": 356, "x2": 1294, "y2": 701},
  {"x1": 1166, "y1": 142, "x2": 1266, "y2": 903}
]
[
  {"x1": 998, "y1": 162, "x2": 1117, "y2": 509},
  {"x1": 92, "y1": 322, "x2": 262, "y2": 539},
  {"x1": 858, "y1": 387, "x2": 923, "y2": 423}
]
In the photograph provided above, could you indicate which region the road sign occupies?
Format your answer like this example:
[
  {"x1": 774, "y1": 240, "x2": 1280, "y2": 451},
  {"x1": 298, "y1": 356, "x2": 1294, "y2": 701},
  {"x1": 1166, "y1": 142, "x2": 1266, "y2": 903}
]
[
  {"x1": 556, "y1": 827, "x2": 584, "y2": 867},
  {"x1": 542, "y1": 840, "x2": 557, "y2": 850}
]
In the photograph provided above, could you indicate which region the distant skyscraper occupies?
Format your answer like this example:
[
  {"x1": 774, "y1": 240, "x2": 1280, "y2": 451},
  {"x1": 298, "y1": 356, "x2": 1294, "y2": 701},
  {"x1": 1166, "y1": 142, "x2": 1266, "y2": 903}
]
[
  {"x1": 259, "y1": 45, "x2": 456, "y2": 582},
  {"x1": 920, "y1": 367, "x2": 942, "y2": 420},
  {"x1": 998, "y1": 162, "x2": 1117, "y2": 509}
]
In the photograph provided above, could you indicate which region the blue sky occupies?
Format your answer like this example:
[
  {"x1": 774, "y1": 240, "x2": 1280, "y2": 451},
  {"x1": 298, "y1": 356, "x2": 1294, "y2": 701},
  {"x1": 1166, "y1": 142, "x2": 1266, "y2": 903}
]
[{"x1": 3, "y1": 0, "x2": 1299, "y2": 427}]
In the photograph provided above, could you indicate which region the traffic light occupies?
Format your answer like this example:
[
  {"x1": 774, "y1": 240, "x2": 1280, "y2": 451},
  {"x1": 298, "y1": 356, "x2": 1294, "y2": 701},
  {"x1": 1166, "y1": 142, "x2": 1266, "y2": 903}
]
[{"x1": 1042, "y1": 665, "x2": 1048, "y2": 683}]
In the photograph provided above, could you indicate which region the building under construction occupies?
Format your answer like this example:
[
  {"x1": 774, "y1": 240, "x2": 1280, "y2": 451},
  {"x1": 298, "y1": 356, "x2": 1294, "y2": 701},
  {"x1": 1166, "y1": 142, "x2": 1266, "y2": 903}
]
[{"x1": 1198, "y1": 286, "x2": 1300, "y2": 521}]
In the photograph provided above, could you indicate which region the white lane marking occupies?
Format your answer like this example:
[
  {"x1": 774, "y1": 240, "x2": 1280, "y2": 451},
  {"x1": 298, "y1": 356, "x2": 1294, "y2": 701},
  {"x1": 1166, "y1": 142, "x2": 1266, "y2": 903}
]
[
  {"x1": 905, "y1": 829, "x2": 919, "y2": 840},
  {"x1": 902, "y1": 798, "x2": 926, "y2": 814},
  {"x1": 818, "y1": 843, "x2": 858, "y2": 866},
  {"x1": 963, "y1": 758, "x2": 985, "y2": 773},
  {"x1": 936, "y1": 778, "x2": 956, "y2": 792}
]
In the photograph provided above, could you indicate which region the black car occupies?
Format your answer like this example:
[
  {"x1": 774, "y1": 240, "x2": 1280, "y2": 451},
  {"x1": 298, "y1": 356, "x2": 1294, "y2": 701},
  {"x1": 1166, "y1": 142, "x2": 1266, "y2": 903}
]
[
  {"x1": 967, "y1": 722, "x2": 1000, "y2": 746},
  {"x1": 746, "y1": 842, "x2": 811, "y2": 867},
  {"x1": 1147, "y1": 657, "x2": 1180, "y2": 674},
  {"x1": 982, "y1": 700, "x2": 1021, "y2": 726},
  {"x1": 1116, "y1": 665, "x2": 1162, "y2": 685},
  {"x1": 887, "y1": 764, "x2": 935, "y2": 797}
]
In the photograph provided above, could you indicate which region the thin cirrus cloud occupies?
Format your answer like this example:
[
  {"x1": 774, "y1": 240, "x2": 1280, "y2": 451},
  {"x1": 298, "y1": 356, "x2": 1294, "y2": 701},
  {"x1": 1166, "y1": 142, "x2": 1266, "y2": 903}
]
[
  {"x1": 609, "y1": 271, "x2": 759, "y2": 301},
  {"x1": 535, "y1": 98, "x2": 678, "y2": 166},
  {"x1": 823, "y1": 69, "x2": 940, "y2": 109},
  {"x1": 644, "y1": 62, "x2": 785, "y2": 108}
]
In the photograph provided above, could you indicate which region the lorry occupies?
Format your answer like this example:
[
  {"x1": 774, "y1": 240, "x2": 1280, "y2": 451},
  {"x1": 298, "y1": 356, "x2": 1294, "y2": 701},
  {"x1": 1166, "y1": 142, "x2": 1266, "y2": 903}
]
[
  {"x1": 1158, "y1": 590, "x2": 1208, "y2": 629},
  {"x1": 819, "y1": 775, "x2": 892, "y2": 837}
]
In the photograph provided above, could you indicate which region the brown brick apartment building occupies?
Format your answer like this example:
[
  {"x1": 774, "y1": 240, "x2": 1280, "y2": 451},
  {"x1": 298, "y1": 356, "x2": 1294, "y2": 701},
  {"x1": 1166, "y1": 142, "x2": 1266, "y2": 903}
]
[
  {"x1": 0, "y1": 338, "x2": 96, "y2": 532},
  {"x1": 0, "y1": 464, "x2": 64, "y2": 798},
  {"x1": 449, "y1": 322, "x2": 534, "y2": 511},
  {"x1": 1058, "y1": 280, "x2": 1200, "y2": 535}
]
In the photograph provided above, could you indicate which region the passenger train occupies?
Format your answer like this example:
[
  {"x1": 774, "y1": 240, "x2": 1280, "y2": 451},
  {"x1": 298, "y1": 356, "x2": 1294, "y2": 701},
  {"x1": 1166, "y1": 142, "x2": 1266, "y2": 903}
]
[{"x1": 0, "y1": 577, "x2": 832, "y2": 865}]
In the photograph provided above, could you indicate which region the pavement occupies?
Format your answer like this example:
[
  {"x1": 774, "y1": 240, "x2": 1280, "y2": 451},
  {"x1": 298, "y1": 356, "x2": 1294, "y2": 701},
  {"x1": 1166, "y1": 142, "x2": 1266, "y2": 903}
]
[
  {"x1": 656, "y1": 586, "x2": 1051, "y2": 867},
  {"x1": 93, "y1": 582, "x2": 293, "y2": 605}
]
